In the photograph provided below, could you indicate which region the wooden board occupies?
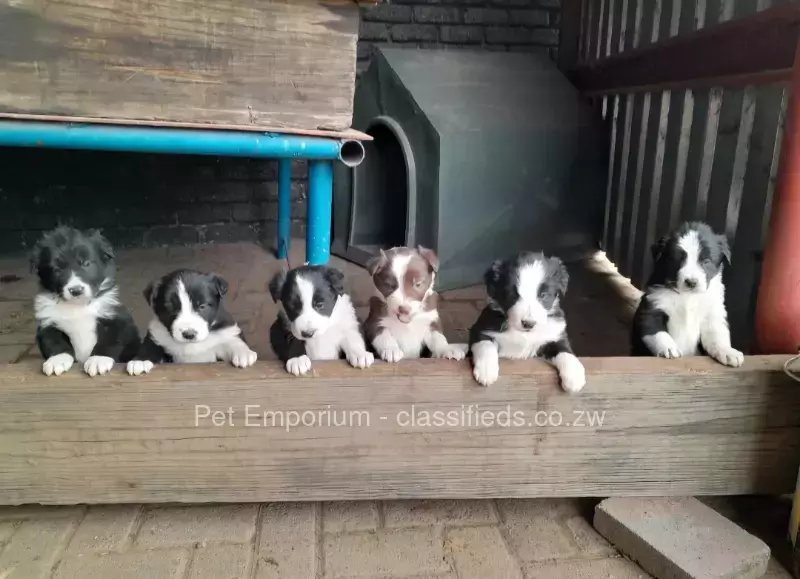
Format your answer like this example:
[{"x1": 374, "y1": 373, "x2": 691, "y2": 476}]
[
  {"x1": 1, "y1": 356, "x2": 799, "y2": 505},
  {"x1": 0, "y1": 0, "x2": 360, "y2": 132}
]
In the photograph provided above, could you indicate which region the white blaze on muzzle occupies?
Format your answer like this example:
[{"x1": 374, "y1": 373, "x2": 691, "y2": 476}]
[
  {"x1": 290, "y1": 275, "x2": 333, "y2": 340},
  {"x1": 507, "y1": 261, "x2": 549, "y2": 331},
  {"x1": 171, "y1": 280, "x2": 210, "y2": 343},
  {"x1": 62, "y1": 272, "x2": 93, "y2": 302},
  {"x1": 677, "y1": 230, "x2": 708, "y2": 292}
]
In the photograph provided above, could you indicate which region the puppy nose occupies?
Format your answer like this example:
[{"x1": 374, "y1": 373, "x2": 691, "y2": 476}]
[
  {"x1": 68, "y1": 286, "x2": 84, "y2": 297},
  {"x1": 684, "y1": 278, "x2": 698, "y2": 289},
  {"x1": 398, "y1": 306, "x2": 410, "y2": 316},
  {"x1": 301, "y1": 330, "x2": 316, "y2": 339},
  {"x1": 521, "y1": 320, "x2": 535, "y2": 330},
  {"x1": 182, "y1": 329, "x2": 197, "y2": 340}
]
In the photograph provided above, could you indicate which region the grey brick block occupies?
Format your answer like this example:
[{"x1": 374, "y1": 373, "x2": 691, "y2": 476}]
[
  {"x1": 464, "y1": 8, "x2": 509, "y2": 24},
  {"x1": 414, "y1": 6, "x2": 461, "y2": 24},
  {"x1": 508, "y1": 8, "x2": 549, "y2": 27},
  {"x1": 440, "y1": 25, "x2": 484, "y2": 44},
  {"x1": 594, "y1": 497, "x2": 771, "y2": 579},
  {"x1": 391, "y1": 24, "x2": 439, "y2": 42},
  {"x1": 362, "y1": 4, "x2": 413, "y2": 23}
]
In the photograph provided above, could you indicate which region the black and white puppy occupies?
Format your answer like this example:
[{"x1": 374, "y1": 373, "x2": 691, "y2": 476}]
[
  {"x1": 632, "y1": 221, "x2": 743, "y2": 367},
  {"x1": 31, "y1": 226, "x2": 140, "y2": 377},
  {"x1": 468, "y1": 252, "x2": 585, "y2": 392},
  {"x1": 126, "y1": 269, "x2": 257, "y2": 375},
  {"x1": 269, "y1": 265, "x2": 374, "y2": 376}
]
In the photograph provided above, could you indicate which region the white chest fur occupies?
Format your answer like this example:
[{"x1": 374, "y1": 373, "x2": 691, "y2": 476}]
[
  {"x1": 303, "y1": 295, "x2": 361, "y2": 361},
  {"x1": 34, "y1": 291, "x2": 119, "y2": 363},
  {"x1": 149, "y1": 319, "x2": 242, "y2": 363},
  {"x1": 647, "y1": 276, "x2": 725, "y2": 356},
  {"x1": 378, "y1": 309, "x2": 439, "y2": 358},
  {"x1": 487, "y1": 318, "x2": 566, "y2": 360}
]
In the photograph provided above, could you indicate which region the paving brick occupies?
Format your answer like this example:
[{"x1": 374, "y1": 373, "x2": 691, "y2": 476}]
[
  {"x1": 384, "y1": 500, "x2": 497, "y2": 529},
  {"x1": 594, "y1": 497, "x2": 770, "y2": 579},
  {"x1": 136, "y1": 505, "x2": 258, "y2": 548},
  {"x1": 67, "y1": 506, "x2": 141, "y2": 554},
  {"x1": 323, "y1": 502, "x2": 379, "y2": 534},
  {"x1": 524, "y1": 557, "x2": 652, "y2": 579},
  {"x1": 53, "y1": 550, "x2": 188, "y2": 579},
  {"x1": 565, "y1": 514, "x2": 617, "y2": 556},
  {"x1": 0, "y1": 518, "x2": 76, "y2": 579},
  {"x1": 324, "y1": 527, "x2": 450, "y2": 578},
  {"x1": 0, "y1": 344, "x2": 31, "y2": 363},
  {"x1": 255, "y1": 503, "x2": 315, "y2": 579},
  {"x1": 0, "y1": 521, "x2": 17, "y2": 543},
  {"x1": 189, "y1": 544, "x2": 251, "y2": 579},
  {"x1": 497, "y1": 500, "x2": 580, "y2": 562},
  {"x1": 445, "y1": 526, "x2": 522, "y2": 579}
]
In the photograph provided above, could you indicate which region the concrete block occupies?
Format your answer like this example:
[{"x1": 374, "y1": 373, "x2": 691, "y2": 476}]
[{"x1": 594, "y1": 497, "x2": 770, "y2": 579}]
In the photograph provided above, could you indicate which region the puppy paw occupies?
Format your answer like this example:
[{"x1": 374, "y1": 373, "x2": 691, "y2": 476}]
[
  {"x1": 708, "y1": 346, "x2": 744, "y2": 368},
  {"x1": 42, "y1": 353, "x2": 74, "y2": 376},
  {"x1": 286, "y1": 355, "x2": 312, "y2": 376},
  {"x1": 347, "y1": 350, "x2": 374, "y2": 369},
  {"x1": 472, "y1": 356, "x2": 499, "y2": 387},
  {"x1": 378, "y1": 345, "x2": 404, "y2": 363},
  {"x1": 84, "y1": 355, "x2": 115, "y2": 377},
  {"x1": 127, "y1": 360, "x2": 154, "y2": 376},
  {"x1": 231, "y1": 348, "x2": 258, "y2": 369},
  {"x1": 657, "y1": 346, "x2": 682, "y2": 359},
  {"x1": 557, "y1": 355, "x2": 586, "y2": 394},
  {"x1": 438, "y1": 343, "x2": 468, "y2": 361}
]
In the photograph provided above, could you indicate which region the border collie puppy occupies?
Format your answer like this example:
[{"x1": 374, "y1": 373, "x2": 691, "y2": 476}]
[
  {"x1": 632, "y1": 221, "x2": 743, "y2": 367},
  {"x1": 364, "y1": 246, "x2": 467, "y2": 362},
  {"x1": 269, "y1": 265, "x2": 374, "y2": 376},
  {"x1": 468, "y1": 252, "x2": 585, "y2": 392},
  {"x1": 126, "y1": 269, "x2": 257, "y2": 375},
  {"x1": 31, "y1": 226, "x2": 140, "y2": 377}
]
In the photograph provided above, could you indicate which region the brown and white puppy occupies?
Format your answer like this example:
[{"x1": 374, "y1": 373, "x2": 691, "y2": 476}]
[{"x1": 364, "y1": 246, "x2": 468, "y2": 362}]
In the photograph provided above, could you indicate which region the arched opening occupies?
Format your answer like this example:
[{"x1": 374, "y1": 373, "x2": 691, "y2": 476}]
[{"x1": 349, "y1": 119, "x2": 411, "y2": 252}]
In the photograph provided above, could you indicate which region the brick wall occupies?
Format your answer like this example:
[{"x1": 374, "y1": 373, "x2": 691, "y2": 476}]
[{"x1": 0, "y1": 0, "x2": 561, "y2": 255}]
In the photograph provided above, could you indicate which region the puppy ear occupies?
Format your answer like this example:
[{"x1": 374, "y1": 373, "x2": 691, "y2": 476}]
[
  {"x1": 89, "y1": 229, "x2": 115, "y2": 262},
  {"x1": 143, "y1": 280, "x2": 159, "y2": 306},
  {"x1": 417, "y1": 246, "x2": 439, "y2": 273},
  {"x1": 324, "y1": 267, "x2": 345, "y2": 296},
  {"x1": 268, "y1": 270, "x2": 287, "y2": 303},
  {"x1": 718, "y1": 234, "x2": 732, "y2": 265},
  {"x1": 366, "y1": 249, "x2": 388, "y2": 276},
  {"x1": 483, "y1": 259, "x2": 503, "y2": 296},
  {"x1": 549, "y1": 257, "x2": 569, "y2": 295},
  {"x1": 651, "y1": 235, "x2": 669, "y2": 261},
  {"x1": 211, "y1": 274, "x2": 228, "y2": 297}
]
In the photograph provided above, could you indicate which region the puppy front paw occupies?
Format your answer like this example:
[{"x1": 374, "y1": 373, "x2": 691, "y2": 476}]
[
  {"x1": 347, "y1": 350, "x2": 374, "y2": 369},
  {"x1": 557, "y1": 356, "x2": 586, "y2": 393},
  {"x1": 378, "y1": 344, "x2": 404, "y2": 363},
  {"x1": 708, "y1": 346, "x2": 744, "y2": 368},
  {"x1": 127, "y1": 360, "x2": 154, "y2": 376},
  {"x1": 42, "y1": 353, "x2": 74, "y2": 376},
  {"x1": 231, "y1": 348, "x2": 258, "y2": 369},
  {"x1": 286, "y1": 355, "x2": 312, "y2": 376},
  {"x1": 84, "y1": 355, "x2": 115, "y2": 377},
  {"x1": 657, "y1": 346, "x2": 682, "y2": 359},
  {"x1": 438, "y1": 343, "x2": 468, "y2": 361},
  {"x1": 472, "y1": 356, "x2": 499, "y2": 387}
]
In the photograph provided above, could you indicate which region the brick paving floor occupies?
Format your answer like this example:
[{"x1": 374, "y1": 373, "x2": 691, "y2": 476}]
[{"x1": 0, "y1": 241, "x2": 794, "y2": 578}]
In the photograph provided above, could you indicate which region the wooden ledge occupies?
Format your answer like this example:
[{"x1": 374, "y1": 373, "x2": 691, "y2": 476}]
[{"x1": 1, "y1": 356, "x2": 799, "y2": 505}]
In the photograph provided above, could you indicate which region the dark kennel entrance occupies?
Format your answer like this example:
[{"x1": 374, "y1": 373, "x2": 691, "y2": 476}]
[{"x1": 340, "y1": 118, "x2": 411, "y2": 259}]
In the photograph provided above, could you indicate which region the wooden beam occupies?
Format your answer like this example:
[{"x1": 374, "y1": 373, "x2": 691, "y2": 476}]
[
  {"x1": 1, "y1": 356, "x2": 799, "y2": 505},
  {"x1": 570, "y1": 4, "x2": 800, "y2": 95}
]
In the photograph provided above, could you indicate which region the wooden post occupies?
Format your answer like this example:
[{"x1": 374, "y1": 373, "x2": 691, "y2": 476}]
[{"x1": 755, "y1": 36, "x2": 800, "y2": 354}]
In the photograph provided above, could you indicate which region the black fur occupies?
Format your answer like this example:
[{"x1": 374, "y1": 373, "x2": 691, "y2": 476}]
[
  {"x1": 469, "y1": 251, "x2": 574, "y2": 362},
  {"x1": 268, "y1": 265, "x2": 346, "y2": 363},
  {"x1": 31, "y1": 226, "x2": 140, "y2": 365}
]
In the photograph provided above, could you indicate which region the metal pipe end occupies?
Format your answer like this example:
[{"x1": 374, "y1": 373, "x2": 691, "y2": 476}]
[{"x1": 339, "y1": 140, "x2": 366, "y2": 167}]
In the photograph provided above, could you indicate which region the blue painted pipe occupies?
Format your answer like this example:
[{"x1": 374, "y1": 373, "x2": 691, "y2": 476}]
[
  {"x1": 307, "y1": 161, "x2": 334, "y2": 265},
  {"x1": 0, "y1": 121, "x2": 365, "y2": 164},
  {"x1": 277, "y1": 159, "x2": 292, "y2": 260}
]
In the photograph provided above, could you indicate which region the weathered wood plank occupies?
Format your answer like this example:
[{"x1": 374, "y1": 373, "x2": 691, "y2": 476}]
[
  {"x1": 0, "y1": 356, "x2": 798, "y2": 505},
  {"x1": 0, "y1": 0, "x2": 360, "y2": 131}
]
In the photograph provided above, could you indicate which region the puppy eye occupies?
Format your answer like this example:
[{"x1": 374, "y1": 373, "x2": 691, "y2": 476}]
[
  {"x1": 80, "y1": 260, "x2": 92, "y2": 268},
  {"x1": 538, "y1": 291, "x2": 548, "y2": 298},
  {"x1": 413, "y1": 280, "x2": 423, "y2": 288},
  {"x1": 313, "y1": 300, "x2": 324, "y2": 310},
  {"x1": 198, "y1": 304, "x2": 210, "y2": 311}
]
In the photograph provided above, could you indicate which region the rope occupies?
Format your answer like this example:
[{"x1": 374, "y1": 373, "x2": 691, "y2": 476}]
[{"x1": 783, "y1": 352, "x2": 800, "y2": 383}]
